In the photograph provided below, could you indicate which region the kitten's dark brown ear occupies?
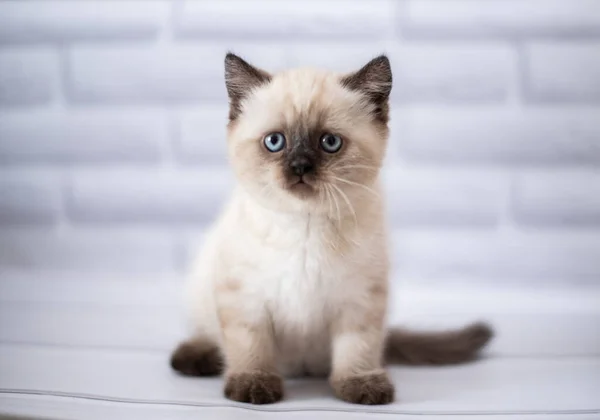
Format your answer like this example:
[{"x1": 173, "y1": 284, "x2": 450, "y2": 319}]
[
  {"x1": 224, "y1": 53, "x2": 272, "y2": 121},
  {"x1": 341, "y1": 55, "x2": 392, "y2": 123}
]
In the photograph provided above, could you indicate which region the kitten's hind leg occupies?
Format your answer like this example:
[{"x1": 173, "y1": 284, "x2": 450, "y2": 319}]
[{"x1": 170, "y1": 337, "x2": 223, "y2": 376}]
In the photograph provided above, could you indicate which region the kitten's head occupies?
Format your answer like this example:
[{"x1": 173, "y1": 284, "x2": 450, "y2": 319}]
[{"x1": 225, "y1": 53, "x2": 392, "y2": 215}]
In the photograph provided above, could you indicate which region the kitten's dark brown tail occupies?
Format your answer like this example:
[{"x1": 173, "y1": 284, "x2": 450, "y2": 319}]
[{"x1": 385, "y1": 322, "x2": 493, "y2": 365}]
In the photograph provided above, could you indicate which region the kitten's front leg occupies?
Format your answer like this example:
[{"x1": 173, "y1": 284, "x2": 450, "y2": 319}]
[
  {"x1": 216, "y1": 288, "x2": 283, "y2": 404},
  {"x1": 329, "y1": 288, "x2": 394, "y2": 405}
]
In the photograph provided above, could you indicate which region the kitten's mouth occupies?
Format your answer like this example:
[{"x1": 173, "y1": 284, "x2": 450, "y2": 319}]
[{"x1": 288, "y1": 176, "x2": 316, "y2": 195}]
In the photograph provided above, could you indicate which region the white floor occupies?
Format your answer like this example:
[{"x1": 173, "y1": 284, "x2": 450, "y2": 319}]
[{"x1": 1, "y1": 270, "x2": 599, "y2": 419}]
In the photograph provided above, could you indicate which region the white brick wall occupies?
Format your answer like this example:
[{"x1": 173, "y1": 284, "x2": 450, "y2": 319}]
[
  {"x1": 383, "y1": 166, "x2": 506, "y2": 226},
  {"x1": 396, "y1": 107, "x2": 600, "y2": 163},
  {"x1": 68, "y1": 45, "x2": 228, "y2": 103},
  {"x1": 67, "y1": 168, "x2": 233, "y2": 223},
  {"x1": 513, "y1": 170, "x2": 600, "y2": 225},
  {"x1": 0, "y1": 109, "x2": 165, "y2": 162},
  {"x1": 526, "y1": 42, "x2": 600, "y2": 101},
  {"x1": 402, "y1": 0, "x2": 600, "y2": 37},
  {"x1": 177, "y1": 106, "x2": 229, "y2": 163},
  {"x1": 0, "y1": 1, "x2": 168, "y2": 43},
  {"x1": 1, "y1": 0, "x2": 599, "y2": 286},
  {"x1": 0, "y1": 169, "x2": 62, "y2": 225},
  {"x1": 175, "y1": 1, "x2": 395, "y2": 39},
  {"x1": 0, "y1": 48, "x2": 59, "y2": 106}
]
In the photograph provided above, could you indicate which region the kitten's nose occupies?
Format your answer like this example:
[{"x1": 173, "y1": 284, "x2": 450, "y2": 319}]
[{"x1": 290, "y1": 157, "x2": 314, "y2": 176}]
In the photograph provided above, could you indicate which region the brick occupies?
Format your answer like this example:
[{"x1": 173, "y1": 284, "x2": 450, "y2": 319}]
[
  {"x1": 526, "y1": 42, "x2": 600, "y2": 102},
  {"x1": 513, "y1": 170, "x2": 600, "y2": 226},
  {"x1": 402, "y1": 0, "x2": 600, "y2": 37},
  {"x1": 392, "y1": 43, "x2": 513, "y2": 103},
  {"x1": 67, "y1": 45, "x2": 287, "y2": 104},
  {"x1": 0, "y1": 170, "x2": 62, "y2": 225},
  {"x1": 393, "y1": 230, "x2": 600, "y2": 282},
  {"x1": 286, "y1": 43, "x2": 513, "y2": 102},
  {"x1": 176, "y1": 0, "x2": 393, "y2": 39},
  {"x1": 0, "y1": 228, "x2": 177, "y2": 273},
  {"x1": 177, "y1": 107, "x2": 229, "y2": 163},
  {"x1": 285, "y1": 43, "x2": 389, "y2": 72},
  {"x1": 0, "y1": 48, "x2": 58, "y2": 106},
  {"x1": 66, "y1": 169, "x2": 234, "y2": 224},
  {"x1": 0, "y1": 0, "x2": 168, "y2": 43},
  {"x1": 382, "y1": 166, "x2": 505, "y2": 227},
  {"x1": 0, "y1": 109, "x2": 164, "y2": 163},
  {"x1": 396, "y1": 107, "x2": 600, "y2": 164}
]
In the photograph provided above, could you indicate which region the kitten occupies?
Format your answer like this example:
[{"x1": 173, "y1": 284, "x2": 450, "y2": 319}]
[{"x1": 170, "y1": 53, "x2": 493, "y2": 405}]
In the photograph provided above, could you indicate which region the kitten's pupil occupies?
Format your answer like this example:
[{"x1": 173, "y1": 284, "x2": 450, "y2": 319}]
[{"x1": 270, "y1": 136, "x2": 281, "y2": 147}]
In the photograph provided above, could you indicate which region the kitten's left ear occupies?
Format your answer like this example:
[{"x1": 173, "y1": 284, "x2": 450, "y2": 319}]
[
  {"x1": 224, "y1": 53, "x2": 272, "y2": 121},
  {"x1": 341, "y1": 55, "x2": 392, "y2": 123}
]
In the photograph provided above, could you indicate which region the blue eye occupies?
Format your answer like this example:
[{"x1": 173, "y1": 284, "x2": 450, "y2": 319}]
[
  {"x1": 264, "y1": 132, "x2": 286, "y2": 152},
  {"x1": 320, "y1": 133, "x2": 343, "y2": 153}
]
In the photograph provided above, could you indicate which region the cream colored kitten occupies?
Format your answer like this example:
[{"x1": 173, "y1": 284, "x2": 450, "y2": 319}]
[{"x1": 170, "y1": 53, "x2": 493, "y2": 405}]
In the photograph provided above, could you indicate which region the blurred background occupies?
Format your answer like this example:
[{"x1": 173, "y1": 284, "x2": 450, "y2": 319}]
[
  {"x1": 0, "y1": 0, "x2": 599, "y2": 348},
  {"x1": 1, "y1": 3, "x2": 600, "y2": 417}
]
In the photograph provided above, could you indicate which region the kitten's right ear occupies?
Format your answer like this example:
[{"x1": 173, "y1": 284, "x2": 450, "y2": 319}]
[{"x1": 224, "y1": 53, "x2": 272, "y2": 121}]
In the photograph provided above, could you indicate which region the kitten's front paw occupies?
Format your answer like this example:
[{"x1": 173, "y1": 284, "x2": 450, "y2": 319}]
[
  {"x1": 224, "y1": 371, "x2": 284, "y2": 404},
  {"x1": 332, "y1": 371, "x2": 395, "y2": 405}
]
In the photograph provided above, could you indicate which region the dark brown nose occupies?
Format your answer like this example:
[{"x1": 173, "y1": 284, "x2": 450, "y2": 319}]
[{"x1": 290, "y1": 157, "x2": 314, "y2": 176}]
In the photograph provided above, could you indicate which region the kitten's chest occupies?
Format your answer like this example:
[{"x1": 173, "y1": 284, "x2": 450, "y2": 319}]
[
  {"x1": 266, "y1": 238, "x2": 331, "y2": 299},
  {"x1": 249, "y1": 227, "x2": 342, "y2": 326},
  {"x1": 230, "y1": 213, "x2": 360, "y2": 327}
]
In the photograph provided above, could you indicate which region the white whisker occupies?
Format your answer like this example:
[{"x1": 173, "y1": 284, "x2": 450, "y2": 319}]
[
  {"x1": 332, "y1": 176, "x2": 379, "y2": 198},
  {"x1": 331, "y1": 164, "x2": 379, "y2": 173},
  {"x1": 331, "y1": 183, "x2": 357, "y2": 228},
  {"x1": 320, "y1": 184, "x2": 332, "y2": 218},
  {"x1": 327, "y1": 184, "x2": 342, "y2": 223},
  {"x1": 325, "y1": 185, "x2": 334, "y2": 219}
]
